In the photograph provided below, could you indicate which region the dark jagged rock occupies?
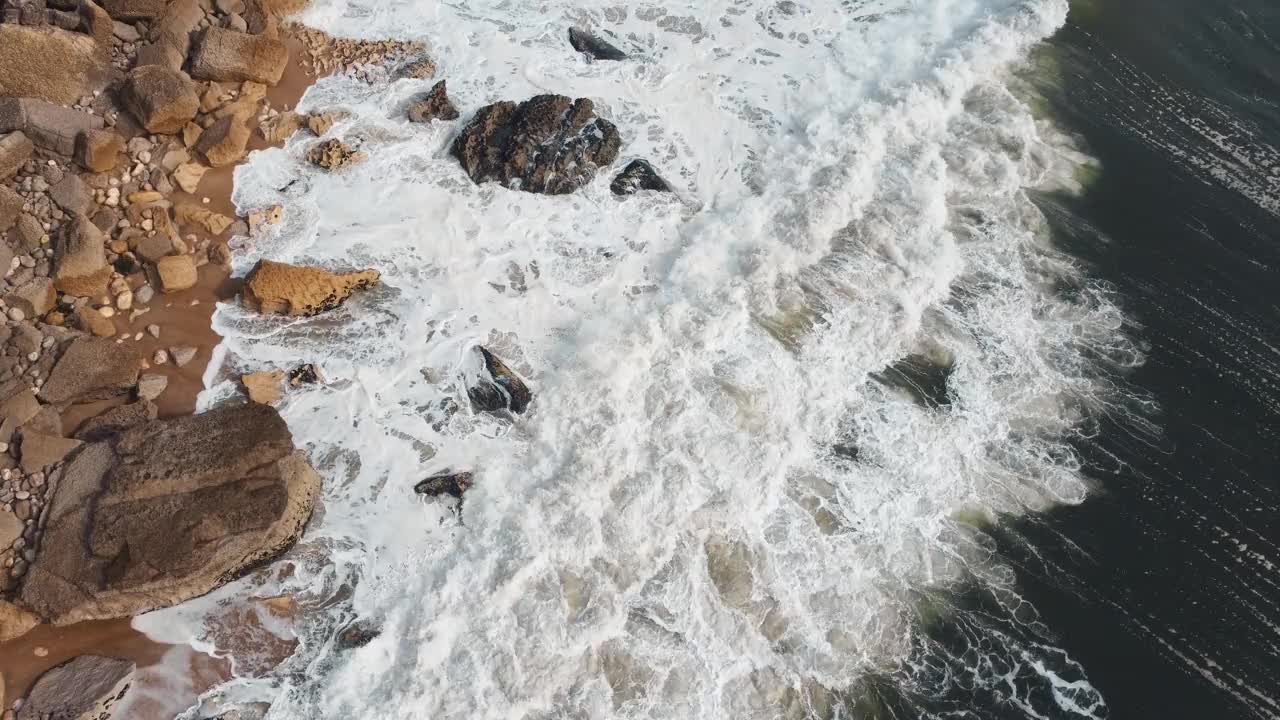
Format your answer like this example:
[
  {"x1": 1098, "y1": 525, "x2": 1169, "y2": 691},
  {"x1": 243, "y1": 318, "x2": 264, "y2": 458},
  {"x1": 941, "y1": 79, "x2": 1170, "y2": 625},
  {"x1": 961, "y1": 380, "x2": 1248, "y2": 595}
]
[
  {"x1": 871, "y1": 353, "x2": 954, "y2": 409},
  {"x1": 335, "y1": 619, "x2": 381, "y2": 649},
  {"x1": 465, "y1": 346, "x2": 532, "y2": 414},
  {"x1": 406, "y1": 79, "x2": 459, "y2": 123},
  {"x1": 287, "y1": 363, "x2": 323, "y2": 387},
  {"x1": 611, "y1": 159, "x2": 671, "y2": 196},
  {"x1": 413, "y1": 470, "x2": 473, "y2": 499},
  {"x1": 450, "y1": 94, "x2": 621, "y2": 195},
  {"x1": 569, "y1": 27, "x2": 627, "y2": 61}
]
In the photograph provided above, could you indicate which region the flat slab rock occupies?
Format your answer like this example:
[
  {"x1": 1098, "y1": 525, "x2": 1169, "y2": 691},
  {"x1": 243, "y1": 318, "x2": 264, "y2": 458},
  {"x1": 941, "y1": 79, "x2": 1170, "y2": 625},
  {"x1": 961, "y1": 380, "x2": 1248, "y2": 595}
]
[
  {"x1": 16, "y1": 655, "x2": 136, "y2": 720},
  {"x1": 450, "y1": 94, "x2": 621, "y2": 195},
  {"x1": 242, "y1": 259, "x2": 380, "y2": 316},
  {"x1": 19, "y1": 403, "x2": 321, "y2": 625}
]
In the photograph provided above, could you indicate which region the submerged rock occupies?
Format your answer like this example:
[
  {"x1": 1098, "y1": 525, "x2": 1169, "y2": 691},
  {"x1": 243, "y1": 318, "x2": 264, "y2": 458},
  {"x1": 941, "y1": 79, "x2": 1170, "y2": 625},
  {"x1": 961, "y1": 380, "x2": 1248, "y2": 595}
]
[
  {"x1": 413, "y1": 470, "x2": 474, "y2": 500},
  {"x1": 242, "y1": 259, "x2": 380, "y2": 316},
  {"x1": 16, "y1": 655, "x2": 136, "y2": 720},
  {"x1": 568, "y1": 27, "x2": 628, "y2": 61},
  {"x1": 450, "y1": 94, "x2": 621, "y2": 195},
  {"x1": 20, "y1": 403, "x2": 322, "y2": 625},
  {"x1": 465, "y1": 346, "x2": 532, "y2": 414},
  {"x1": 871, "y1": 352, "x2": 955, "y2": 409},
  {"x1": 610, "y1": 159, "x2": 672, "y2": 196},
  {"x1": 288, "y1": 363, "x2": 323, "y2": 387},
  {"x1": 406, "y1": 79, "x2": 459, "y2": 123},
  {"x1": 335, "y1": 618, "x2": 381, "y2": 649}
]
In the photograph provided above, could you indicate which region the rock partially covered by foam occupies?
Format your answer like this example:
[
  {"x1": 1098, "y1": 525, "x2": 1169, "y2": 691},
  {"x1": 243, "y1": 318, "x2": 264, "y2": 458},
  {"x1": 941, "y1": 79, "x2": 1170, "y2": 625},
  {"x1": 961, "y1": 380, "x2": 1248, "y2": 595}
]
[
  {"x1": 406, "y1": 80, "x2": 459, "y2": 124},
  {"x1": 414, "y1": 470, "x2": 473, "y2": 499},
  {"x1": 568, "y1": 27, "x2": 627, "y2": 61},
  {"x1": 611, "y1": 159, "x2": 672, "y2": 196},
  {"x1": 450, "y1": 94, "x2": 621, "y2": 195},
  {"x1": 306, "y1": 137, "x2": 365, "y2": 171},
  {"x1": 465, "y1": 346, "x2": 532, "y2": 414},
  {"x1": 15, "y1": 655, "x2": 136, "y2": 719},
  {"x1": 19, "y1": 403, "x2": 321, "y2": 624},
  {"x1": 242, "y1": 259, "x2": 380, "y2": 316}
]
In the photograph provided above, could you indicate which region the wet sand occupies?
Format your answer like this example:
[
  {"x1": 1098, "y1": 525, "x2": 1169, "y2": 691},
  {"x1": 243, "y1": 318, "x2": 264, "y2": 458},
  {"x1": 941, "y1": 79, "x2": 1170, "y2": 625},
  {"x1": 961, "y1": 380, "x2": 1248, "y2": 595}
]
[{"x1": 0, "y1": 34, "x2": 319, "y2": 716}]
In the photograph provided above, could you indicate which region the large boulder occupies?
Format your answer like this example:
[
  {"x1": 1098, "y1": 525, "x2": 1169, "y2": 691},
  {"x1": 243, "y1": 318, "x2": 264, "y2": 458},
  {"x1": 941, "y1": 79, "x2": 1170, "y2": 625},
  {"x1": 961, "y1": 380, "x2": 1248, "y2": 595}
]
[
  {"x1": 0, "y1": 97, "x2": 106, "y2": 155},
  {"x1": 568, "y1": 27, "x2": 628, "y2": 61},
  {"x1": 75, "y1": 128, "x2": 124, "y2": 173},
  {"x1": 190, "y1": 27, "x2": 289, "y2": 85},
  {"x1": 74, "y1": 400, "x2": 158, "y2": 441},
  {"x1": 19, "y1": 403, "x2": 322, "y2": 625},
  {"x1": 242, "y1": 260, "x2": 380, "y2": 316},
  {"x1": 0, "y1": 131, "x2": 34, "y2": 181},
  {"x1": 0, "y1": 24, "x2": 111, "y2": 105},
  {"x1": 14, "y1": 655, "x2": 135, "y2": 720},
  {"x1": 611, "y1": 159, "x2": 672, "y2": 196},
  {"x1": 194, "y1": 114, "x2": 251, "y2": 167},
  {"x1": 450, "y1": 94, "x2": 621, "y2": 195},
  {"x1": 38, "y1": 336, "x2": 140, "y2": 405},
  {"x1": 120, "y1": 65, "x2": 200, "y2": 134}
]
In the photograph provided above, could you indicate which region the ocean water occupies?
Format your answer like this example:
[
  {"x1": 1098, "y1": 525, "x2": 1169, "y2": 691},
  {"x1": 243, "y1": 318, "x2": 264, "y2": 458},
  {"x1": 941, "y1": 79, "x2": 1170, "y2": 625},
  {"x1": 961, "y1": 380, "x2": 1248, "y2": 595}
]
[{"x1": 127, "y1": 0, "x2": 1277, "y2": 717}]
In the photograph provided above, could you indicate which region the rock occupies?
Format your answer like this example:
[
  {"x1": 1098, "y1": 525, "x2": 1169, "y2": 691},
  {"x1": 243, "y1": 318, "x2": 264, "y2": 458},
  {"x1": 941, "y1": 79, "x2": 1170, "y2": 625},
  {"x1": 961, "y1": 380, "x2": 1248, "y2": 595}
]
[
  {"x1": 391, "y1": 56, "x2": 436, "y2": 81},
  {"x1": 170, "y1": 345, "x2": 198, "y2": 367},
  {"x1": 0, "y1": 24, "x2": 112, "y2": 106},
  {"x1": 134, "y1": 39, "x2": 186, "y2": 70},
  {"x1": 0, "y1": 97, "x2": 105, "y2": 155},
  {"x1": 5, "y1": 278, "x2": 56, "y2": 318},
  {"x1": 147, "y1": 0, "x2": 202, "y2": 57},
  {"x1": 287, "y1": 363, "x2": 322, "y2": 386},
  {"x1": 568, "y1": 27, "x2": 628, "y2": 61},
  {"x1": 38, "y1": 336, "x2": 140, "y2": 405},
  {"x1": 0, "y1": 132, "x2": 34, "y2": 181},
  {"x1": 465, "y1": 346, "x2": 532, "y2": 414},
  {"x1": 413, "y1": 470, "x2": 473, "y2": 500},
  {"x1": 190, "y1": 27, "x2": 289, "y2": 85},
  {"x1": 49, "y1": 173, "x2": 91, "y2": 216},
  {"x1": 242, "y1": 369, "x2": 283, "y2": 404},
  {"x1": 259, "y1": 110, "x2": 303, "y2": 143},
  {"x1": 112, "y1": 20, "x2": 140, "y2": 42},
  {"x1": 15, "y1": 655, "x2": 135, "y2": 720},
  {"x1": 247, "y1": 204, "x2": 282, "y2": 233},
  {"x1": 175, "y1": 203, "x2": 232, "y2": 234},
  {"x1": 75, "y1": 305, "x2": 116, "y2": 337},
  {"x1": 406, "y1": 80, "x2": 459, "y2": 124},
  {"x1": 306, "y1": 111, "x2": 343, "y2": 136},
  {"x1": 224, "y1": 12, "x2": 248, "y2": 32},
  {"x1": 611, "y1": 159, "x2": 672, "y2": 196},
  {"x1": 242, "y1": 260, "x2": 380, "y2": 316},
  {"x1": 120, "y1": 65, "x2": 200, "y2": 135},
  {"x1": 136, "y1": 372, "x2": 167, "y2": 400},
  {"x1": 74, "y1": 400, "x2": 158, "y2": 441},
  {"x1": 194, "y1": 114, "x2": 251, "y2": 167},
  {"x1": 135, "y1": 233, "x2": 175, "y2": 263},
  {"x1": 103, "y1": 0, "x2": 166, "y2": 20},
  {"x1": 0, "y1": 186, "x2": 21, "y2": 233},
  {"x1": 306, "y1": 138, "x2": 365, "y2": 170},
  {"x1": 155, "y1": 254, "x2": 197, "y2": 292},
  {"x1": 74, "y1": 129, "x2": 124, "y2": 173},
  {"x1": 20, "y1": 403, "x2": 322, "y2": 624},
  {"x1": 0, "y1": 599, "x2": 41, "y2": 643},
  {"x1": 160, "y1": 147, "x2": 190, "y2": 172},
  {"x1": 53, "y1": 214, "x2": 108, "y2": 289},
  {"x1": 0, "y1": 510, "x2": 21, "y2": 549},
  {"x1": 450, "y1": 94, "x2": 621, "y2": 195},
  {"x1": 0, "y1": 388, "x2": 41, "y2": 425},
  {"x1": 20, "y1": 430, "x2": 83, "y2": 473},
  {"x1": 173, "y1": 161, "x2": 208, "y2": 193},
  {"x1": 335, "y1": 619, "x2": 380, "y2": 649}
]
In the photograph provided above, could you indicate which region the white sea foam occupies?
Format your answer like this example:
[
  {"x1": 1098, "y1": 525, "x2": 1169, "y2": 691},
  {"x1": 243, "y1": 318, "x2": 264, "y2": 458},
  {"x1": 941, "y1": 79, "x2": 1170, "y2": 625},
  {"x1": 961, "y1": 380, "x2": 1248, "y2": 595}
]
[{"x1": 138, "y1": 0, "x2": 1138, "y2": 717}]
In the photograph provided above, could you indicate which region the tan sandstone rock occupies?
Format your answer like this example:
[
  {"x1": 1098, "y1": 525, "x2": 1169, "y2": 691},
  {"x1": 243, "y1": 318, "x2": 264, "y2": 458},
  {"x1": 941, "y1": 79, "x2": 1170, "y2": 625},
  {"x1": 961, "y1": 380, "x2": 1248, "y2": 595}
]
[
  {"x1": 0, "y1": 131, "x2": 35, "y2": 181},
  {"x1": 190, "y1": 27, "x2": 289, "y2": 85},
  {"x1": 175, "y1": 203, "x2": 232, "y2": 234},
  {"x1": 53, "y1": 214, "x2": 109, "y2": 294},
  {"x1": 242, "y1": 260, "x2": 380, "y2": 316},
  {"x1": 0, "y1": 600, "x2": 40, "y2": 643},
  {"x1": 0, "y1": 24, "x2": 111, "y2": 105},
  {"x1": 242, "y1": 369, "x2": 284, "y2": 405},
  {"x1": 194, "y1": 114, "x2": 251, "y2": 167},
  {"x1": 120, "y1": 65, "x2": 200, "y2": 135},
  {"x1": 38, "y1": 336, "x2": 141, "y2": 405},
  {"x1": 306, "y1": 137, "x2": 365, "y2": 171},
  {"x1": 20, "y1": 403, "x2": 322, "y2": 625},
  {"x1": 74, "y1": 129, "x2": 123, "y2": 173},
  {"x1": 173, "y1": 161, "x2": 208, "y2": 193},
  {"x1": 156, "y1": 255, "x2": 198, "y2": 293}
]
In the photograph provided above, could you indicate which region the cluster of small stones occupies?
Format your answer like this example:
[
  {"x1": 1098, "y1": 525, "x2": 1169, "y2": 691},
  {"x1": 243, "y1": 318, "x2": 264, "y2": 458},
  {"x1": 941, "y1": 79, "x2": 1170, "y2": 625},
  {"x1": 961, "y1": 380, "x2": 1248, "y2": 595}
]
[
  {"x1": 0, "y1": 463, "x2": 53, "y2": 593},
  {"x1": 293, "y1": 26, "x2": 427, "y2": 82}
]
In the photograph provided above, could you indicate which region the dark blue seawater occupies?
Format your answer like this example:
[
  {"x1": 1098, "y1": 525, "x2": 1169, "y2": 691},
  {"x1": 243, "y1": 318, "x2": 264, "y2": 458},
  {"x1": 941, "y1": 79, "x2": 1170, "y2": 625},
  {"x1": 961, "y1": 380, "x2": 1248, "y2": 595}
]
[{"x1": 876, "y1": 1, "x2": 1280, "y2": 718}]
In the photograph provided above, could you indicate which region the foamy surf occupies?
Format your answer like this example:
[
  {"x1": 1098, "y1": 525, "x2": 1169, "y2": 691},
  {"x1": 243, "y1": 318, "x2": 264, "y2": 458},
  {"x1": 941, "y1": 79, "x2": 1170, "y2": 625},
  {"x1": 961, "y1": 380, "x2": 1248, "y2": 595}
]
[{"x1": 140, "y1": 0, "x2": 1138, "y2": 717}]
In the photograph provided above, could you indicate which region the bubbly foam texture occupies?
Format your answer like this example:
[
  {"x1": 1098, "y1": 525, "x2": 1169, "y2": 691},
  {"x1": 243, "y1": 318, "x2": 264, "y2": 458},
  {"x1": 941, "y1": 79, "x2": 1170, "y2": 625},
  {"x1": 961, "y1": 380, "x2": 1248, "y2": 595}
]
[{"x1": 142, "y1": 1, "x2": 1137, "y2": 717}]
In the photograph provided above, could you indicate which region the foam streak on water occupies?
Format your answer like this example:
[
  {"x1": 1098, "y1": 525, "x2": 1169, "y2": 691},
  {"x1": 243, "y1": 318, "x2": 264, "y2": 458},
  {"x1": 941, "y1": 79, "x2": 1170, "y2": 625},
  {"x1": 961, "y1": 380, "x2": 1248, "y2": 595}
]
[{"x1": 141, "y1": 0, "x2": 1139, "y2": 717}]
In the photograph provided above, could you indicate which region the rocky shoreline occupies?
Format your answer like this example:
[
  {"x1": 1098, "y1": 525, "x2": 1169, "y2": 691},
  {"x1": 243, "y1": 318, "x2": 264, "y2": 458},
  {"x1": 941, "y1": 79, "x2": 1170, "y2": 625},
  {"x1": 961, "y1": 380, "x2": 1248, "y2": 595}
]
[{"x1": 0, "y1": 5, "x2": 673, "y2": 717}]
